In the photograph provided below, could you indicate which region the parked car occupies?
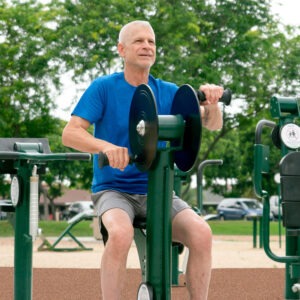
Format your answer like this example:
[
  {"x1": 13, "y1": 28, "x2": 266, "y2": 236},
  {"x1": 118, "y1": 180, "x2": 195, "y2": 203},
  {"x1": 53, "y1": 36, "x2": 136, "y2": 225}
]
[
  {"x1": 0, "y1": 199, "x2": 14, "y2": 220},
  {"x1": 0, "y1": 210, "x2": 7, "y2": 220},
  {"x1": 62, "y1": 201, "x2": 94, "y2": 220},
  {"x1": 269, "y1": 195, "x2": 282, "y2": 220},
  {"x1": 217, "y1": 198, "x2": 263, "y2": 220},
  {"x1": 203, "y1": 214, "x2": 219, "y2": 221}
]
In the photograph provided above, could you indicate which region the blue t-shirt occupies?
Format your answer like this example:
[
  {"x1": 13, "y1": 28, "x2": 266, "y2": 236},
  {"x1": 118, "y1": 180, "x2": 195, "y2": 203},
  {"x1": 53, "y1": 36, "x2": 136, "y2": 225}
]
[{"x1": 72, "y1": 72, "x2": 178, "y2": 194}]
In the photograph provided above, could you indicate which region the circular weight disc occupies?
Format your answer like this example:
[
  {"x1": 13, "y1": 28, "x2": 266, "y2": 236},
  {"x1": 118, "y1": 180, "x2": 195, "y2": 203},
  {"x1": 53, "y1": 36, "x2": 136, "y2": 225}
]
[
  {"x1": 137, "y1": 282, "x2": 153, "y2": 300},
  {"x1": 171, "y1": 84, "x2": 202, "y2": 172},
  {"x1": 271, "y1": 125, "x2": 281, "y2": 149},
  {"x1": 129, "y1": 84, "x2": 158, "y2": 171}
]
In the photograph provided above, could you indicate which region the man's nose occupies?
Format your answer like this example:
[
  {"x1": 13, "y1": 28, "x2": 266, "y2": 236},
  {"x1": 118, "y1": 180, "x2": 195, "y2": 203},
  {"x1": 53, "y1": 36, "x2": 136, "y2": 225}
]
[{"x1": 142, "y1": 41, "x2": 153, "y2": 48}]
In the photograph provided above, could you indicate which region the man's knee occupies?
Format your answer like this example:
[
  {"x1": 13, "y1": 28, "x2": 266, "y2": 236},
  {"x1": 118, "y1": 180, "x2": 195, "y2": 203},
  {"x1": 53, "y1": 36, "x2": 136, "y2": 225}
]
[
  {"x1": 189, "y1": 218, "x2": 212, "y2": 251},
  {"x1": 104, "y1": 222, "x2": 134, "y2": 250}
]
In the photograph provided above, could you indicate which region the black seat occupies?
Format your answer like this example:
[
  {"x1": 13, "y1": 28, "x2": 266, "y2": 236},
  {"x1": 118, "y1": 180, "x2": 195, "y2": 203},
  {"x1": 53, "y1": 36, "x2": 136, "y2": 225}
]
[{"x1": 280, "y1": 152, "x2": 300, "y2": 228}]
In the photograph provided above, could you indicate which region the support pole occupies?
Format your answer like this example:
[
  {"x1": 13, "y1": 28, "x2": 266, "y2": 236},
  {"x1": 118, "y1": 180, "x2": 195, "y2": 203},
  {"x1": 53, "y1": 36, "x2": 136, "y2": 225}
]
[
  {"x1": 197, "y1": 159, "x2": 223, "y2": 213},
  {"x1": 14, "y1": 164, "x2": 33, "y2": 300},
  {"x1": 146, "y1": 149, "x2": 174, "y2": 300}
]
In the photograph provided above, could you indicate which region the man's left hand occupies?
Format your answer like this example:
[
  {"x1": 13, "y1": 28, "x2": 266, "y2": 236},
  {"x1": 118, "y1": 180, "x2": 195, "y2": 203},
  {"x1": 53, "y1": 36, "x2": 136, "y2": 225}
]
[{"x1": 199, "y1": 84, "x2": 223, "y2": 105}]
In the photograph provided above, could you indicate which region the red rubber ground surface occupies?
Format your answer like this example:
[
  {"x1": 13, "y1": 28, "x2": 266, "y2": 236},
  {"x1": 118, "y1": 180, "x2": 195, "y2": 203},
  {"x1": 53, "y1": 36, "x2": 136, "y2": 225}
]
[{"x1": 0, "y1": 267, "x2": 284, "y2": 299}]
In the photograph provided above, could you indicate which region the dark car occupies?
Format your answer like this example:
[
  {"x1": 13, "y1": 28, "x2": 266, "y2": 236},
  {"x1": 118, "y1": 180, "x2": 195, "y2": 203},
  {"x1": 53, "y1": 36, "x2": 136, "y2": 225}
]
[
  {"x1": 217, "y1": 198, "x2": 263, "y2": 220},
  {"x1": 0, "y1": 199, "x2": 15, "y2": 220}
]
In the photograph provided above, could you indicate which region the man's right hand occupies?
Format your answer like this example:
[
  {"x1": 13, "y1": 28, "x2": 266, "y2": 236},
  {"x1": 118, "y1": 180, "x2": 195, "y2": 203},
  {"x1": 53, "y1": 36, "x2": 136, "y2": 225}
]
[{"x1": 103, "y1": 145, "x2": 130, "y2": 171}]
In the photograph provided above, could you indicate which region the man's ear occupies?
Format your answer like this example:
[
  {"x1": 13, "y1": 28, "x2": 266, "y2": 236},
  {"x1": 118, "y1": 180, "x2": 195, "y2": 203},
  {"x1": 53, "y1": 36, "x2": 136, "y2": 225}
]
[{"x1": 118, "y1": 42, "x2": 125, "y2": 57}]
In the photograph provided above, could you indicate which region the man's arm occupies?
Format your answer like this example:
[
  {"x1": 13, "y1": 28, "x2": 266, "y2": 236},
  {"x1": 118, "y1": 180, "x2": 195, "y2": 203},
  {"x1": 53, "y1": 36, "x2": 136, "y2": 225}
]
[
  {"x1": 62, "y1": 116, "x2": 106, "y2": 153},
  {"x1": 62, "y1": 116, "x2": 129, "y2": 170},
  {"x1": 200, "y1": 104, "x2": 223, "y2": 131},
  {"x1": 199, "y1": 84, "x2": 224, "y2": 131}
]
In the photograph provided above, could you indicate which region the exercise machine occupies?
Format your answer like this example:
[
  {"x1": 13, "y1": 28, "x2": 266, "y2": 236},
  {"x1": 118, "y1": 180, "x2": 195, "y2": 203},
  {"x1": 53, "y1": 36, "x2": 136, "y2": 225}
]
[
  {"x1": 254, "y1": 95, "x2": 300, "y2": 299},
  {"x1": 99, "y1": 84, "x2": 231, "y2": 299},
  {"x1": 0, "y1": 138, "x2": 91, "y2": 300}
]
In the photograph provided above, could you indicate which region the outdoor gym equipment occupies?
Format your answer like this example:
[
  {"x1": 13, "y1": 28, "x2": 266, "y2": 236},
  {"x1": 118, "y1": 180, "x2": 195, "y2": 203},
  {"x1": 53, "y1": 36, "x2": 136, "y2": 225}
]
[
  {"x1": 38, "y1": 209, "x2": 95, "y2": 251},
  {"x1": 98, "y1": 85, "x2": 231, "y2": 171},
  {"x1": 197, "y1": 159, "x2": 223, "y2": 214},
  {"x1": 0, "y1": 138, "x2": 91, "y2": 300},
  {"x1": 254, "y1": 95, "x2": 300, "y2": 299},
  {"x1": 99, "y1": 84, "x2": 231, "y2": 299}
]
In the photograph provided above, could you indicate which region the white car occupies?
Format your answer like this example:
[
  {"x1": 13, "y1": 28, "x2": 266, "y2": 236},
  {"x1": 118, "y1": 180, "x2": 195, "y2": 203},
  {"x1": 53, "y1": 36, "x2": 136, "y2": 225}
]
[
  {"x1": 269, "y1": 195, "x2": 282, "y2": 220},
  {"x1": 64, "y1": 200, "x2": 94, "y2": 220}
]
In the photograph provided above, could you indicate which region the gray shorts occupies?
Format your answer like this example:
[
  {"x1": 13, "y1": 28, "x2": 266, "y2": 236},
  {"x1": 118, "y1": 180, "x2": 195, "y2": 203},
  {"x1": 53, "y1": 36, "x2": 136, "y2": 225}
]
[{"x1": 91, "y1": 190, "x2": 190, "y2": 223}]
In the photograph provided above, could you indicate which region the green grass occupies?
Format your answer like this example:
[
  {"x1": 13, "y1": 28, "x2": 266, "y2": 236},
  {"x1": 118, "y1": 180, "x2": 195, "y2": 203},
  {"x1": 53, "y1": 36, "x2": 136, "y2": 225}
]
[
  {"x1": 208, "y1": 220, "x2": 285, "y2": 236},
  {"x1": 0, "y1": 219, "x2": 284, "y2": 237},
  {"x1": 0, "y1": 220, "x2": 94, "y2": 237}
]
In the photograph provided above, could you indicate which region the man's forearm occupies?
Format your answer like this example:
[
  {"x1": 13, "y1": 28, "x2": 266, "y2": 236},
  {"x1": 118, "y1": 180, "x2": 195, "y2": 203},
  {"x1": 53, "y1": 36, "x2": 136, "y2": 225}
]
[{"x1": 201, "y1": 104, "x2": 223, "y2": 131}]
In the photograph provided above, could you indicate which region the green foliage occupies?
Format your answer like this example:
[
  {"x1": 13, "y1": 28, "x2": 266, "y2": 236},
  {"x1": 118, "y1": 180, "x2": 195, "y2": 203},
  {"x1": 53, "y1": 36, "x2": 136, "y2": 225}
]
[
  {"x1": 0, "y1": 0, "x2": 62, "y2": 137},
  {"x1": 0, "y1": 0, "x2": 299, "y2": 200}
]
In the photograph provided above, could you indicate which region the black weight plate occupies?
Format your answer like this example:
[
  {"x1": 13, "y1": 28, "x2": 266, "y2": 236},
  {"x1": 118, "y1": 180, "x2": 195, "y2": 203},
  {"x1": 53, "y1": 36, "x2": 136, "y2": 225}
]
[
  {"x1": 171, "y1": 84, "x2": 202, "y2": 172},
  {"x1": 129, "y1": 84, "x2": 158, "y2": 171},
  {"x1": 271, "y1": 125, "x2": 281, "y2": 149}
]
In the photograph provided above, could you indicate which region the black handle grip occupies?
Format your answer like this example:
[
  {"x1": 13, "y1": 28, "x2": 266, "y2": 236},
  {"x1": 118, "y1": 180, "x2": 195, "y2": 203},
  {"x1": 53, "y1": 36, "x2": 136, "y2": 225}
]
[
  {"x1": 65, "y1": 153, "x2": 91, "y2": 161},
  {"x1": 197, "y1": 88, "x2": 232, "y2": 106},
  {"x1": 98, "y1": 152, "x2": 110, "y2": 168},
  {"x1": 98, "y1": 152, "x2": 135, "y2": 168}
]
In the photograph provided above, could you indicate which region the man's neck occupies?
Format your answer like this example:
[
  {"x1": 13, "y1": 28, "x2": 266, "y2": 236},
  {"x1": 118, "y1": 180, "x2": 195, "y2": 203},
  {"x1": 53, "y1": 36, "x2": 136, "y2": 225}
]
[{"x1": 123, "y1": 67, "x2": 150, "y2": 86}]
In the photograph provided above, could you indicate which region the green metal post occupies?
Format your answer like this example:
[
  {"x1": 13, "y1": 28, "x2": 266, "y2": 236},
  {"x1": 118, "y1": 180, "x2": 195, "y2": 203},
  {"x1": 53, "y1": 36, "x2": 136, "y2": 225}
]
[
  {"x1": 172, "y1": 170, "x2": 181, "y2": 285},
  {"x1": 253, "y1": 218, "x2": 257, "y2": 248},
  {"x1": 278, "y1": 188, "x2": 282, "y2": 248},
  {"x1": 197, "y1": 160, "x2": 223, "y2": 214},
  {"x1": 14, "y1": 163, "x2": 33, "y2": 300},
  {"x1": 146, "y1": 149, "x2": 174, "y2": 300},
  {"x1": 259, "y1": 217, "x2": 263, "y2": 248},
  {"x1": 171, "y1": 245, "x2": 180, "y2": 285},
  {"x1": 197, "y1": 185, "x2": 203, "y2": 213},
  {"x1": 286, "y1": 235, "x2": 299, "y2": 299}
]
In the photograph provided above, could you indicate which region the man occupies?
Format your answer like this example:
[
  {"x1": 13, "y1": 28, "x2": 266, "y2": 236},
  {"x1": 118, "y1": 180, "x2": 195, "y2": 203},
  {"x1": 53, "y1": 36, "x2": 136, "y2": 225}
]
[{"x1": 62, "y1": 20, "x2": 223, "y2": 300}]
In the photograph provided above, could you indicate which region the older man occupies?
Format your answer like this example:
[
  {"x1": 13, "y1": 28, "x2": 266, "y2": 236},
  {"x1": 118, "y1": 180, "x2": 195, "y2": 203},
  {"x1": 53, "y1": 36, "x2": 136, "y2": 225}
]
[{"x1": 62, "y1": 20, "x2": 223, "y2": 299}]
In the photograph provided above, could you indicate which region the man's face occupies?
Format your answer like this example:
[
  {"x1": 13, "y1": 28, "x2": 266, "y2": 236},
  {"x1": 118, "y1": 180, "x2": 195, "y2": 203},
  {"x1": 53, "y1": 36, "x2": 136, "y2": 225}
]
[{"x1": 118, "y1": 25, "x2": 156, "y2": 71}]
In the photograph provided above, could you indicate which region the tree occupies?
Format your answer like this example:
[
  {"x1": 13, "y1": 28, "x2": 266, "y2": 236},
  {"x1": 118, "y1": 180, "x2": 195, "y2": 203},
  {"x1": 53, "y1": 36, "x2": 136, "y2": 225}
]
[
  {"x1": 1, "y1": 0, "x2": 299, "y2": 201},
  {"x1": 0, "y1": 0, "x2": 63, "y2": 137},
  {"x1": 50, "y1": 0, "x2": 300, "y2": 198},
  {"x1": 0, "y1": 1, "x2": 92, "y2": 201}
]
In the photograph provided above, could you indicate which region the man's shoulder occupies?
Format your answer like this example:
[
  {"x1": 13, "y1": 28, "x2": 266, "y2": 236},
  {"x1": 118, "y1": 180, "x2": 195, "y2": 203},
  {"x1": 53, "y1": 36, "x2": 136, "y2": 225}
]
[
  {"x1": 149, "y1": 75, "x2": 178, "y2": 94},
  {"x1": 93, "y1": 72, "x2": 123, "y2": 84},
  {"x1": 150, "y1": 75, "x2": 178, "y2": 89}
]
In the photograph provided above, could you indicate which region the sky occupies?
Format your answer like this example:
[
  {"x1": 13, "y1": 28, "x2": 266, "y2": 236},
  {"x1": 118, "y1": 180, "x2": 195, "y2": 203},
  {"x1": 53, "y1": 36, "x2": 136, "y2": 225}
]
[
  {"x1": 271, "y1": 0, "x2": 300, "y2": 27},
  {"x1": 53, "y1": 0, "x2": 300, "y2": 121}
]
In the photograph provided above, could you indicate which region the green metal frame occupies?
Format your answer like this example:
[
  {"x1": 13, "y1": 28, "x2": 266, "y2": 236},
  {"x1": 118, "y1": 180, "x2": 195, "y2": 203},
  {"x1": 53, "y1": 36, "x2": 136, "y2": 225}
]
[
  {"x1": 146, "y1": 149, "x2": 174, "y2": 299},
  {"x1": 254, "y1": 96, "x2": 300, "y2": 299},
  {"x1": 0, "y1": 139, "x2": 90, "y2": 300},
  {"x1": 133, "y1": 167, "x2": 187, "y2": 287},
  {"x1": 38, "y1": 211, "x2": 95, "y2": 252}
]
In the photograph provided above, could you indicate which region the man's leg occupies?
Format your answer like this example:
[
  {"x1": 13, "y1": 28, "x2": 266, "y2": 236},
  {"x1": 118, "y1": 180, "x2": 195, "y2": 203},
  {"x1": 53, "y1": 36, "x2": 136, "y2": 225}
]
[
  {"x1": 172, "y1": 209, "x2": 212, "y2": 300},
  {"x1": 100, "y1": 208, "x2": 134, "y2": 300}
]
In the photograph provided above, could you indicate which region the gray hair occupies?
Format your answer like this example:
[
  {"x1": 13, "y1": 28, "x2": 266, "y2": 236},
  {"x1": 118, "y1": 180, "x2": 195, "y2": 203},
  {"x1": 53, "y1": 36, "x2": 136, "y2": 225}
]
[{"x1": 118, "y1": 20, "x2": 155, "y2": 44}]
